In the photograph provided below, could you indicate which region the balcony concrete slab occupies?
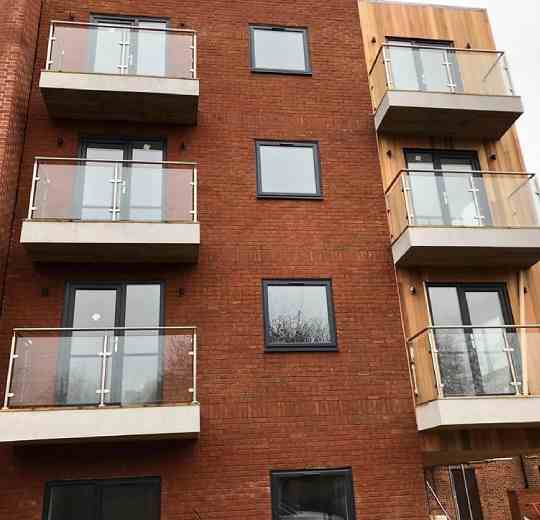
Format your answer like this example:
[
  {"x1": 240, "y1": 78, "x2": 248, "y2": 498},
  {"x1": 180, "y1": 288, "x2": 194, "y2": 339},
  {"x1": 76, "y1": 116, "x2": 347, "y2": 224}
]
[
  {"x1": 375, "y1": 90, "x2": 523, "y2": 139},
  {"x1": 40, "y1": 70, "x2": 199, "y2": 125},
  {"x1": 21, "y1": 220, "x2": 200, "y2": 263},
  {"x1": 392, "y1": 226, "x2": 540, "y2": 268},
  {"x1": 0, "y1": 404, "x2": 200, "y2": 445}
]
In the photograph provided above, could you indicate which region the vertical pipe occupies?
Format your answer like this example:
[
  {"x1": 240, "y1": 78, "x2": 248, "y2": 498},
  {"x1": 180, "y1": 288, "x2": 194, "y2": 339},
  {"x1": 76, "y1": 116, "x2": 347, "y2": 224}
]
[
  {"x1": 2, "y1": 333, "x2": 17, "y2": 410},
  {"x1": 191, "y1": 331, "x2": 198, "y2": 405},
  {"x1": 27, "y1": 159, "x2": 40, "y2": 220}
]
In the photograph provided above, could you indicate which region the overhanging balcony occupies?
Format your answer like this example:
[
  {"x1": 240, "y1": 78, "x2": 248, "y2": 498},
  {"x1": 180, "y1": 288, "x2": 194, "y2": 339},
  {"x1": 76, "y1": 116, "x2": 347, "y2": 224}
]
[
  {"x1": 0, "y1": 327, "x2": 199, "y2": 444},
  {"x1": 20, "y1": 157, "x2": 199, "y2": 263},
  {"x1": 40, "y1": 21, "x2": 198, "y2": 124},
  {"x1": 369, "y1": 44, "x2": 523, "y2": 138},
  {"x1": 386, "y1": 170, "x2": 540, "y2": 267},
  {"x1": 408, "y1": 326, "x2": 540, "y2": 432}
]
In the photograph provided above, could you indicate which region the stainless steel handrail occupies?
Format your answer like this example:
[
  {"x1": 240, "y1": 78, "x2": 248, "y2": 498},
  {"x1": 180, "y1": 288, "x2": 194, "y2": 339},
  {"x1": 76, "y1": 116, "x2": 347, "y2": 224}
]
[
  {"x1": 408, "y1": 324, "x2": 539, "y2": 344},
  {"x1": 385, "y1": 169, "x2": 536, "y2": 195},
  {"x1": 34, "y1": 157, "x2": 197, "y2": 165},
  {"x1": 369, "y1": 43, "x2": 505, "y2": 76},
  {"x1": 50, "y1": 19, "x2": 197, "y2": 34}
]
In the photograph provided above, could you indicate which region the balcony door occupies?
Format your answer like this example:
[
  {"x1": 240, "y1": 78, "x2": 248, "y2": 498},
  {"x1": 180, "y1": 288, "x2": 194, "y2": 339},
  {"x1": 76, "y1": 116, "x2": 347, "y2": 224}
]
[
  {"x1": 427, "y1": 283, "x2": 520, "y2": 397},
  {"x1": 386, "y1": 38, "x2": 463, "y2": 93},
  {"x1": 78, "y1": 139, "x2": 165, "y2": 221},
  {"x1": 90, "y1": 16, "x2": 167, "y2": 76},
  {"x1": 59, "y1": 283, "x2": 163, "y2": 406},
  {"x1": 405, "y1": 150, "x2": 492, "y2": 227}
]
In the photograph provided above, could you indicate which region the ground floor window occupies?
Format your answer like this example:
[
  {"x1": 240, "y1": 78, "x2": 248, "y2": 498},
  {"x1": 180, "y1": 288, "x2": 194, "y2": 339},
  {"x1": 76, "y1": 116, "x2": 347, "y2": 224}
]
[
  {"x1": 44, "y1": 477, "x2": 160, "y2": 520},
  {"x1": 271, "y1": 468, "x2": 355, "y2": 520}
]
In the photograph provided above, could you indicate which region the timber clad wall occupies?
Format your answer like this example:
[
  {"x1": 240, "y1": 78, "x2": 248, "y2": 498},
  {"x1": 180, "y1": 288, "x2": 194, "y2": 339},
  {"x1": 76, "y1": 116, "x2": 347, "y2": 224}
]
[{"x1": 0, "y1": 1, "x2": 430, "y2": 519}]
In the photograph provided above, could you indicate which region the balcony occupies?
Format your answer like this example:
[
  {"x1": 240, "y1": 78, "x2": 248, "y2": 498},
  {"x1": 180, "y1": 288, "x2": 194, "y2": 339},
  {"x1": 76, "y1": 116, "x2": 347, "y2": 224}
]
[
  {"x1": 369, "y1": 44, "x2": 523, "y2": 138},
  {"x1": 20, "y1": 158, "x2": 199, "y2": 263},
  {"x1": 40, "y1": 21, "x2": 198, "y2": 124},
  {"x1": 408, "y1": 326, "x2": 540, "y2": 431},
  {"x1": 386, "y1": 170, "x2": 540, "y2": 267},
  {"x1": 0, "y1": 327, "x2": 199, "y2": 444}
]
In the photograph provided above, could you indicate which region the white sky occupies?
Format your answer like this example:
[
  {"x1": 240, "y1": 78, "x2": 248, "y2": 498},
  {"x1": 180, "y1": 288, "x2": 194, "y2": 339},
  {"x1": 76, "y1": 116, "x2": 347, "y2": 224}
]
[{"x1": 380, "y1": 0, "x2": 540, "y2": 173}]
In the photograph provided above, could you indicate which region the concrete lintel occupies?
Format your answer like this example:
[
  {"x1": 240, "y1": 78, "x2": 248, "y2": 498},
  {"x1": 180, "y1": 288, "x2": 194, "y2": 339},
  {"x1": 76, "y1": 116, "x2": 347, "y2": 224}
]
[{"x1": 0, "y1": 405, "x2": 200, "y2": 445}]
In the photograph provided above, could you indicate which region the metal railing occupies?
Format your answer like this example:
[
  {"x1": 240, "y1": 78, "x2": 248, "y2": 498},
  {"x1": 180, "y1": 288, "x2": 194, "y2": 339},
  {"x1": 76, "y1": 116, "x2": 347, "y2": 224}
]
[
  {"x1": 28, "y1": 157, "x2": 198, "y2": 223},
  {"x1": 407, "y1": 325, "x2": 540, "y2": 404},
  {"x1": 385, "y1": 170, "x2": 540, "y2": 243},
  {"x1": 46, "y1": 21, "x2": 197, "y2": 79},
  {"x1": 369, "y1": 43, "x2": 516, "y2": 111},
  {"x1": 2, "y1": 326, "x2": 198, "y2": 410}
]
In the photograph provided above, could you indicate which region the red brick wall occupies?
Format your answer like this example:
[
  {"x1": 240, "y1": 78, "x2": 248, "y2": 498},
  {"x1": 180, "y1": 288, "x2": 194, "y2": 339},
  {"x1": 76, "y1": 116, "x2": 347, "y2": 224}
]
[
  {"x1": 0, "y1": 0, "x2": 42, "y2": 311},
  {"x1": 428, "y1": 458, "x2": 537, "y2": 520},
  {"x1": 0, "y1": 1, "x2": 430, "y2": 519}
]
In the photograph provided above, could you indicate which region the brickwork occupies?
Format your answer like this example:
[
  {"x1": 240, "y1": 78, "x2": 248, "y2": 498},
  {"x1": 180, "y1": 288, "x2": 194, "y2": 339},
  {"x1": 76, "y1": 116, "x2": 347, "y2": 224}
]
[
  {"x1": 427, "y1": 458, "x2": 540, "y2": 520},
  {"x1": 0, "y1": 1, "x2": 430, "y2": 519},
  {"x1": 0, "y1": 0, "x2": 42, "y2": 311}
]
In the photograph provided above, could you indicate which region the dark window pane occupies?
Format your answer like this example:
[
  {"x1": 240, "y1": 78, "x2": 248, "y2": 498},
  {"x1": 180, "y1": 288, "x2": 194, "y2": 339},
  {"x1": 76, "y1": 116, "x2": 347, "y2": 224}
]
[
  {"x1": 258, "y1": 144, "x2": 319, "y2": 196},
  {"x1": 252, "y1": 28, "x2": 308, "y2": 72},
  {"x1": 273, "y1": 471, "x2": 353, "y2": 520},
  {"x1": 47, "y1": 484, "x2": 97, "y2": 520},
  {"x1": 266, "y1": 284, "x2": 333, "y2": 346},
  {"x1": 46, "y1": 479, "x2": 160, "y2": 520},
  {"x1": 101, "y1": 482, "x2": 160, "y2": 520}
]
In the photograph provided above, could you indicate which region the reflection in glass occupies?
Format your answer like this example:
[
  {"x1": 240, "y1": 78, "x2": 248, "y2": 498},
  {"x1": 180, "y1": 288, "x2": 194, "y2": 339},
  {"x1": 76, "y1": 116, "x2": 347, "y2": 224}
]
[
  {"x1": 267, "y1": 285, "x2": 332, "y2": 345},
  {"x1": 418, "y1": 47, "x2": 451, "y2": 91},
  {"x1": 252, "y1": 29, "x2": 307, "y2": 72},
  {"x1": 275, "y1": 473, "x2": 351, "y2": 520},
  {"x1": 388, "y1": 44, "x2": 419, "y2": 90},
  {"x1": 133, "y1": 22, "x2": 167, "y2": 76},
  {"x1": 259, "y1": 145, "x2": 318, "y2": 195},
  {"x1": 93, "y1": 26, "x2": 124, "y2": 74}
]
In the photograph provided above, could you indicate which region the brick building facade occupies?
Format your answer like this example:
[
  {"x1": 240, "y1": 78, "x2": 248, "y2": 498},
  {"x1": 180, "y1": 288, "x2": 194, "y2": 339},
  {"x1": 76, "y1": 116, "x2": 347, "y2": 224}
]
[
  {"x1": 0, "y1": 0, "x2": 429, "y2": 519},
  {"x1": 0, "y1": 1, "x2": 538, "y2": 519}
]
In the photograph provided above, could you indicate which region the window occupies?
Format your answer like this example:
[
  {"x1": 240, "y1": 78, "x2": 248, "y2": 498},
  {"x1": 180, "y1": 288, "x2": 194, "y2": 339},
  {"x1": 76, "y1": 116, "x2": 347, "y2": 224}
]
[
  {"x1": 450, "y1": 466, "x2": 484, "y2": 520},
  {"x1": 250, "y1": 26, "x2": 311, "y2": 74},
  {"x1": 404, "y1": 150, "x2": 491, "y2": 227},
  {"x1": 256, "y1": 141, "x2": 321, "y2": 198},
  {"x1": 90, "y1": 15, "x2": 168, "y2": 76},
  {"x1": 263, "y1": 280, "x2": 337, "y2": 352},
  {"x1": 59, "y1": 282, "x2": 163, "y2": 406},
  {"x1": 44, "y1": 478, "x2": 160, "y2": 520},
  {"x1": 386, "y1": 38, "x2": 462, "y2": 93},
  {"x1": 271, "y1": 469, "x2": 356, "y2": 520},
  {"x1": 426, "y1": 283, "x2": 519, "y2": 397}
]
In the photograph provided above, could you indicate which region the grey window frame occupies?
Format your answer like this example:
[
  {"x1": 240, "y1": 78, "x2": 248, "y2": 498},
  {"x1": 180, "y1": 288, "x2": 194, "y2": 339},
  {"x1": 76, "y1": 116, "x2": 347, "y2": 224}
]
[
  {"x1": 270, "y1": 468, "x2": 356, "y2": 520},
  {"x1": 262, "y1": 279, "x2": 337, "y2": 352},
  {"x1": 43, "y1": 477, "x2": 161, "y2": 520},
  {"x1": 255, "y1": 141, "x2": 322, "y2": 199},
  {"x1": 249, "y1": 25, "x2": 312, "y2": 75}
]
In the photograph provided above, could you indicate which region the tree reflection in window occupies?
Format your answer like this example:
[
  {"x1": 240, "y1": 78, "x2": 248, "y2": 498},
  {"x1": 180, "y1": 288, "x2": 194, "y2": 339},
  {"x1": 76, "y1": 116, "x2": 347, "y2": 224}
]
[{"x1": 264, "y1": 282, "x2": 336, "y2": 350}]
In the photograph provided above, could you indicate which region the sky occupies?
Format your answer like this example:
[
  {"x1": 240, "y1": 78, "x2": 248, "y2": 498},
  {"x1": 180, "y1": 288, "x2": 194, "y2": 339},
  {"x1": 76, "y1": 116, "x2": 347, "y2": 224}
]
[{"x1": 383, "y1": 0, "x2": 540, "y2": 174}]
